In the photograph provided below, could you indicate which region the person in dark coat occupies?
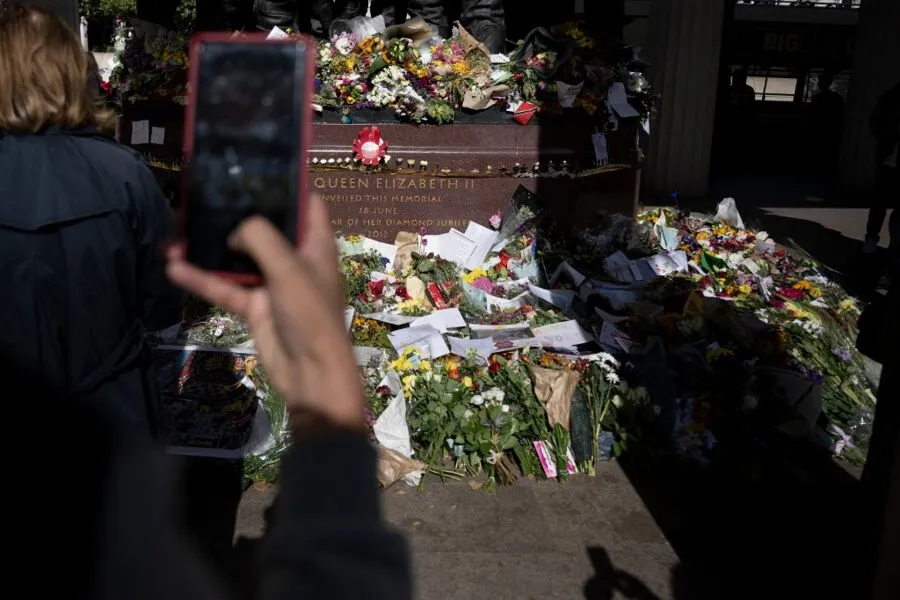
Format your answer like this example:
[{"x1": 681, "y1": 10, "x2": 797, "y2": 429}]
[
  {"x1": 410, "y1": 0, "x2": 506, "y2": 53},
  {"x1": 0, "y1": 4, "x2": 183, "y2": 437},
  {"x1": 863, "y1": 81, "x2": 900, "y2": 255}
]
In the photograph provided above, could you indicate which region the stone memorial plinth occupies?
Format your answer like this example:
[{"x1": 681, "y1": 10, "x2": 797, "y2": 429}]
[
  {"x1": 310, "y1": 114, "x2": 640, "y2": 239},
  {"x1": 119, "y1": 105, "x2": 641, "y2": 232}
]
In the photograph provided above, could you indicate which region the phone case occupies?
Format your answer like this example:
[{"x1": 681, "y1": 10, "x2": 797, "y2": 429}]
[{"x1": 180, "y1": 31, "x2": 315, "y2": 285}]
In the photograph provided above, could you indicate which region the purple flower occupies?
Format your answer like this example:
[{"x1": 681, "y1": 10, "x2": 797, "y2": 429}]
[
  {"x1": 831, "y1": 346, "x2": 852, "y2": 363},
  {"x1": 807, "y1": 370, "x2": 825, "y2": 386}
]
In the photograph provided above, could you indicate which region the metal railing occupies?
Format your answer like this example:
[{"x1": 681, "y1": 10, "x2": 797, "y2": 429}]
[{"x1": 736, "y1": 1, "x2": 860, "y2": 8}]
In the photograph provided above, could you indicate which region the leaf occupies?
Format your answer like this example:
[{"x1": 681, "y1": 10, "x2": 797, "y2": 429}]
[{"x1": 367, "y1": 54, "x2": 388, "y2": 76}]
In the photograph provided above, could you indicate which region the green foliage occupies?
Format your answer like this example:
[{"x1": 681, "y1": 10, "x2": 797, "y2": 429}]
[
  {"x1": 79, "y1": 0, "x2": 136, "y2": 19},
  {"x1": 174, "y1": 0, "x2": 196, "y2": 34}
]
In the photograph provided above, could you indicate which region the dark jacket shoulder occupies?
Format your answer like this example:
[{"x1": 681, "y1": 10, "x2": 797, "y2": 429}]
[{"x1": 0, "y1": 128, "x2": 160, "y2": 231}]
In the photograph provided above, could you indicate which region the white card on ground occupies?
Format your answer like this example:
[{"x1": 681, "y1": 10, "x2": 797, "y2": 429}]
[
  {"x1": 556, "y1": 80, "x2": 584, "y2": 108},
  {"x1": 604, "y1": 251, "x2": 631, "y2": 274},
  {"x1": 421, "y1": 230, "x2": 477, "y2": 266},
  {"x1": 591, "y1": 132, "x2": 609, "y2": 166},
  {"x1": 448, "y1": 336, "x2": 494, "y2": 361},
  {"x1": 353, "y1": 346, "x2": 388, "y2": 366},
  {"x1": 267, "y1": 25, "x2": 289, "y2": 39},
  {"x1": 150, "y1": 126, "x2": 166, "y2": 145},
  {"x1": 363, "y1": 311, "x2": 419, "y2": 326},
  {"x1": 388, "y1": 325, "x2": 449, "y2": 358},
  {"x1": 130, "y1": 120, "x2": 149, "y2": 145},
  {"x1": 607, "y1": 82, "x2": 640, "y2": 118},
  {"x1": 528, "y1": 284, "x2": 576, "y2": 313},
  {"x1": 648, "y1": 253, "x2": 681, "y2": 277},
  {"x1": 362, "y1": 237, "x2": 398, "y2": 269},
  {"x1": 534, "y1": 320, "x2": 594, "y2": 350},
  {"x1": 344, "y1": 307, "x2": 355, "y2": 331},
  {"x1": 549, "y1": 261, "x2": 586, "y2": 288},
  {"x1": 410, "y1": 308, "x2": 466, "y2": 333},
  {"x1": 463, "y1": 221, "x2": 500, "y2": 270}
]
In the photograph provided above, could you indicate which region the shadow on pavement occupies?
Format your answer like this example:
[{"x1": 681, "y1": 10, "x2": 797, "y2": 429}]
[
  {"x1": 583, "y1": 547, "x2": 662, "y2": 600},
  {"x1": 618, "y1": 440, "x2": 867, "y2": 600}
]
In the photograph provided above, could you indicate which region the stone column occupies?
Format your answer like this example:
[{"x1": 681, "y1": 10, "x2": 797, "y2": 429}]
[
  {"x1": 19, "y1": 0, "x2": 78, "y2": 31},
  {"x1": 838, "y1": 0, "x2": 900, "y2": 192},
  {"x1": 643, "y1": 0, "x2": 726, "y2": 199}
]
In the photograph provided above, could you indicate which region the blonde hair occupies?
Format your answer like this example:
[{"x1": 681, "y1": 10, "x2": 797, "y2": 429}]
[{"x1": 0, "y1": 3, "x2": 115, "y2": 133}]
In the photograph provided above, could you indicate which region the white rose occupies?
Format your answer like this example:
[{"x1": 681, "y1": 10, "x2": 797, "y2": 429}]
[
  {"x1": 470, "y1": 395, "x2": 485, "y2": 406},
  {"x1": 501, "y1": 405, "x2": 510, "y2": 413},
  {"x1": 493, "y1": 389, "x2": 506, "y2": 403}
]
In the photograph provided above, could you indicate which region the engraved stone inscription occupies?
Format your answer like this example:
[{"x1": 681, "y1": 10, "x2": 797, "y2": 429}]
[{"x1": 314, "y1": 174, "x2": 492, "y2": 239}]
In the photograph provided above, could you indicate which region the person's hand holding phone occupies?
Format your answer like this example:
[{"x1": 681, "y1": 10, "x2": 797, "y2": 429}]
[{"x1": 166, "y1": 194, "x2": 365, "y2": 434}]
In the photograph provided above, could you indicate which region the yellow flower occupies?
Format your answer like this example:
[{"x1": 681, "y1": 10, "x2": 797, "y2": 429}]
[
  {"x1": 808, "y1": 285, "x2": 822, "y2": 298},
  {"x1": 346, "y1": 234, "x2": 362, "y2": 243},
  {"x1": 402, "y1": 374, "x2": 417, "y2": 395},
  {"x1": 463, "y1": 267, "x2": 487, "y2": 284},
  {"x1": 738, "y1": 284, "x2": 752, "y2": 296},
  {"x1": 462, "y1": 376, "x2": 473, "y2": 388},
  {"x1": 793, "y1": 281, "x2": 812, "y2": 291},
  {"x1": 451, "y1": 61, "x2": 471, "y2": 76},
  {"x1": 706, "y1": 347, "x2": 735, "y2": 362},
  {"x1": 838, "y1": 298, "x2": 859, "y2": 314},
  {"x1": 442, "y1": 358, "x2": 459, "y2": 373},
  {"x1": 418, "y1": 360, "x2": 432, "y2": 372}
]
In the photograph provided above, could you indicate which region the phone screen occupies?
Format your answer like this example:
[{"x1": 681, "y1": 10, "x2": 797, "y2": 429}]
[{"x1": 186, "y1": 40, "x2": 307, "y2": 275}]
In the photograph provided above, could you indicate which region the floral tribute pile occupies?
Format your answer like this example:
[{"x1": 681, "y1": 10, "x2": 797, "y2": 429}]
[
  {"x1": 104, "y1": 19, "x2": 653, "y2": 127},
  {"x1": 179, "y1": 193, "x2": 877, "y2": 485}
]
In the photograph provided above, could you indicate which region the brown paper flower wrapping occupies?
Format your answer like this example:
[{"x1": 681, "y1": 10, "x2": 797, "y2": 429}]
[
  {"x1": 393, "y1": 231, "x2": 419, "y2": 270},
  {"x1": 528, "y1": 365, "x2": 581, "y2": 431},
  {"x1": 454, "y1": 21, "x2": 508, "y2": 111},
  {"x1": 376, "y1": 446, "x2": 424, "y2": 489}
]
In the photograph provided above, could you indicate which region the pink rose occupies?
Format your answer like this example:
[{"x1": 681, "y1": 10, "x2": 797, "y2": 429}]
[{"x1": 489, "y1": 211, "x2": 502, "y2": 230}]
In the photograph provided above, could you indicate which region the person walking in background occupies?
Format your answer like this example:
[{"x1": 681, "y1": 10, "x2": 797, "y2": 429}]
[
  {"x1": 725, "y1": 67, "x2": 757, "y2": 171},
  {"x1": 863, "y1": 81, "x2": 900, "y2": 256},
  {"x1": 0, "y1": 4, "x2": 182, "y2": 436},
  {"x1": 810, "y1": 71, "x2": 845, "y2": 185}
]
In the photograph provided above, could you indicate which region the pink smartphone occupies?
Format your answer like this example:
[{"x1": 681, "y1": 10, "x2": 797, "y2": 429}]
[{"x1": 181, "y1": 32, "x2": 314, "y2": 285}]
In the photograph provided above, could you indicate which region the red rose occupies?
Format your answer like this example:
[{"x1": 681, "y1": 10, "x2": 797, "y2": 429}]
[
  {"x1": 367, "y1": 279, "x2": 385, "y2": 298},
  {"x1": 489, "y1": 360, "x2": 501, "y2": 373}
]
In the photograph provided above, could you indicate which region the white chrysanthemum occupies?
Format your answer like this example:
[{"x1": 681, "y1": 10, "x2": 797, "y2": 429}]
[
  {"x1": 598, "y1": 353, "x2": 620, "y2": 368},
  {"x1": 605, "y1": 371, "x2": 620, "y2": 384},
  {"x1": 470, "y1": 395, "x2": 485, "y2": 406}
]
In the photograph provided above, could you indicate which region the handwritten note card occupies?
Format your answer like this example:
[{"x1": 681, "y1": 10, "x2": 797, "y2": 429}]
[
  {"x1": 130, "y1": 120, "x2": 149, "y2": 145},
  {"x1": 150, "y1": 126, "x2": 166, "y2": 145}
]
